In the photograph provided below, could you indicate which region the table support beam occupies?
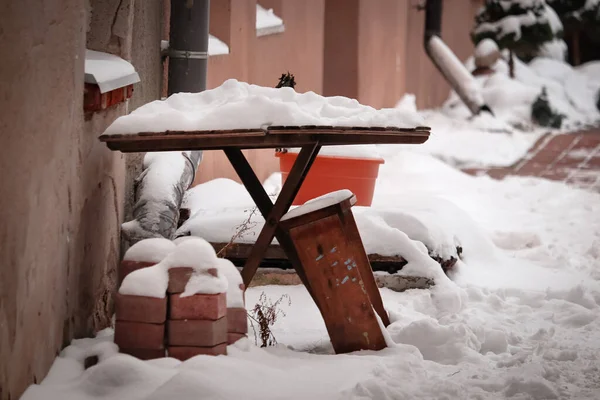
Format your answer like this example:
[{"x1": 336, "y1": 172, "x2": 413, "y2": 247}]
[{"x1": 224, "y1": 145, "x2": 321, "y2": 289}]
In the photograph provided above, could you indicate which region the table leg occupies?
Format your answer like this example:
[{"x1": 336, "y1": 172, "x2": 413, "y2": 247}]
[{"x1": 224, "y1": 145, "x2": 321, "y2": 287}]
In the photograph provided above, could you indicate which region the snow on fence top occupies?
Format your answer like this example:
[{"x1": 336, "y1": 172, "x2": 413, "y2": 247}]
[{"x1": 103, "y1": 79, "x2": 425, "y2": 136}]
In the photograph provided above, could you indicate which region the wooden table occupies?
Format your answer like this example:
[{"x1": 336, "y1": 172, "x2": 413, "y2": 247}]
[{"x1": 100, "y1": 125, "x2": 430, "y2": 288}]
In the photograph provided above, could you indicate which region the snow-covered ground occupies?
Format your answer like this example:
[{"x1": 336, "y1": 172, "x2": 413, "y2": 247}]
[
  {"x1": 22, "y1": 144, "x2": 600, "y2": 399},
  {"x1": 22, "y1": 57, "x2": 600, "y2": 399}
]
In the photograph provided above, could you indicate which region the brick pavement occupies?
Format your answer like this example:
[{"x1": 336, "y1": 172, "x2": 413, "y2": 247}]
[{"x1": 464, "y1": 129, "x2": 600, "y2": 193}]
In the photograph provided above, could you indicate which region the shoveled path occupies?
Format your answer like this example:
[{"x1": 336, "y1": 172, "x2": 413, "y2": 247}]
[{"x1": 464, "y1": 128, "x2": 600, "y2": 192}]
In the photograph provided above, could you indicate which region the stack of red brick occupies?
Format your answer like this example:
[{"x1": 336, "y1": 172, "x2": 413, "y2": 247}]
[{"x1": 115, "y1": 254, "x2": 248, "y2": 361}]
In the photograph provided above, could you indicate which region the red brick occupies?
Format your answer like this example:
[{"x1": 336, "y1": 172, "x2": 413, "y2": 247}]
[
  {"x1": 168, "y1": 344, "x2": 227, "y2": 360},
  {"x1": 167, "y1": 317, "x2": 227, "y2": 347},
  {"x1": 169, "y1": 293, "x2": 226, "y2": 320},
  {"x1": 227, "y1": 307, "x2": 248, "y2": 334},
  {"x1": 539, "y1": 169, "x2": 569, "y2": 182},
  {"x1": 115, "y1": 293, "x2": 167, "y2": 323},
  {"x1": 587, "y1": 155, "x2": 600, "y2": 168},
  {"x1": 228, "y1": 332, "x2": 246, "y2": 344},
  {"x1": 120, "y1": 348, "x2": 165, "y2": 360},
  {"x1": 207, "y1": 268, "x2": 218, "y2": 277},
  {"x1": 120, "y1": 260, "x2": 155, "y2": 284},
  {"x1": 514, "y1": 162, "x2": 547, "y2": 177},
  {"x1": 167, "y1": 267, "x2": 193, "y2": 294},
  {"x1": 115, "y1": 321, "x2": 165, "y2": 350}
]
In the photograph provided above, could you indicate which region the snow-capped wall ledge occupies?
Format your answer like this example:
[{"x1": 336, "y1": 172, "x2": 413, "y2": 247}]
[
  {"x1": 84, "y1": 50, "x2": 140, "y2": 94},
  {"x1": 102, "y1": 79, "x2": 425, "y2": 136},
  {"x1": 208, "y1": 34, "x2": 230, "y2": 56},
  {"x1": 256, "y1": 4, "x2": 285, "y2": 37},
  {"x1": 161, "y1": 36, "x2": 230, "y2": 57}
]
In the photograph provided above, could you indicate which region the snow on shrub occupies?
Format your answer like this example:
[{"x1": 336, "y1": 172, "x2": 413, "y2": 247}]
[{"x1": 472, "y1": 0, "x2": 566, "y2": 62}]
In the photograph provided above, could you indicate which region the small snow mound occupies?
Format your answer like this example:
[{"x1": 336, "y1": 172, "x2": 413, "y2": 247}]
[
  {"x1": 119, "y1": 265, "x2": 169, "y2": 298},
  {"x1": 181, "y1": 269, "x2": 228, "y2": 297},
  {"x1": 216, "y1": 258, "x2": 245, "y2": 308},
  {"x1": 183, "y1": 178, "x2": 254, "y2": 213},
  {"x1": 390, "y1": 318, "x2": 481, "y2": 364},
  {"x1": 504, "y1": 377, "x2": 558, "y2": 399},
  {"x1": 395, "y1": 93, "x2": 418, "y2": 113},
  {"x1": 123, "y1": 238, "x2": 176, "y2": 262},
  {"x1": 163, "y1": 238, "x2": 218, "y2": 270},
  {"x1": 480, "y1": 328, "x2": 508, "y2": 354},
  {"x1": 474, "y1": 38, "x2": 499, "y2": 59}
]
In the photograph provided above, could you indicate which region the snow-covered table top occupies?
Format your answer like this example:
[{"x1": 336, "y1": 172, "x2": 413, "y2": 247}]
[{"x1": 99, "y1": 79, "x2": 430, "y2": 152}]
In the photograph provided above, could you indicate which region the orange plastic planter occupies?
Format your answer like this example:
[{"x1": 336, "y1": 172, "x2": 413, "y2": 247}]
[{"x1": 277, "y1": 151, "x2": 385, "y2": 206}]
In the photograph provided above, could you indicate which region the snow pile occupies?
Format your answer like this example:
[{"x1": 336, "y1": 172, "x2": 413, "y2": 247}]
[
  {"x1": 177, "y1": 183, "x2": 465, "y2": 263},
  {"x1": 474, "y1": 38, "x2": 499, "y2": 59},
  {"x1": 102, "y1": 79, "x2": 424, "y2": 136},
  {"x1": 398, "y1": 104, "x2": 544, "y2": 168},
  {"x1": 119, "y1": 238, "x2": 230, "y2": 298},
  {"x1": 443, "y1": 55, "x2": 600, "y2": 130},
  {"x1": 122, "y1": 238, "x2": 176, "y2": 263}
]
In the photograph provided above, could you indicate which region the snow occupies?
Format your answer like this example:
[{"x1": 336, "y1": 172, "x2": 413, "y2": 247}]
[
  {"x1": 162, "y1": 37, "x2": 230, "y2": 56},
  {"x1": 576, "y1": 61, "x2": 600, "y2": 82},
  {"x1": 409, "y1": 108, "x2": 544, "y2": 168},
  {"x1": 285, "y1": 144, "x2": 383, "y2": 160},
  {"x1": 208, "y1": 34, "x2": 229, "y2": 56},
  {"x1": 216, "y1": 258, "x2": 245, "y2": 308},
  {"x1": 123, "y1": 238, "x2": 176, "y2": 262},
  {"x1": 84, "y1": 49, "x2": 140, "y2": 93},
  {"x1": 178, "y1": 188, "x2": 465, "y2": 261},
  {"x1": 474, "y1": 12, "x2": 539, "y2": 41},
  {"x1": 280, "y1": 189, "x2": 355, "y2": 221},
  {"x1": 102, "y1": 79, "x2": 424, "y2": 136},
  {"x1": 256, "y1": 4, "x2": 285, "y2": 37},
  {"x1": 544, "y1": 4, "x2": 564, "y2": 34},
  {"x1": 444, "y1": 54, "x2": 600, "y2": 131},
  {"x1": 538, "y1": 38, "x2": 567, "y2": 61},
  {"x1": 474, "y1": 38, "x2": 499, "y2": 59},
  {"x1": 22, "y1": 38, "x2": 600, "y2": 400},
  {"x1": 23, "y1": 143, "x2": 600, "y2": 399},
  {"x1": 119, "y1": 238, "x2": 229, "y2": 298}
]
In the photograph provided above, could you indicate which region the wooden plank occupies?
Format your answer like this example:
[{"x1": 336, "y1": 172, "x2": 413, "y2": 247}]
[
  {"x1": 212, "y1": 241, "x2": 408, "y2": 272},
  {"x1": 341, "y1": 207, "x2": 391, "y2": 326},
  {"x1": 236, "y1": 144, "x2": 321, "y2": 287},
  {"x1": 100, "y1": 132, "x2": 429, "y2": 153},
  {"x1": 223, "y1": 148, "x2": 314, "y2": 294},
  {"x1": 283, "y1": 209, "x2": 387, "y2": 354}
]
